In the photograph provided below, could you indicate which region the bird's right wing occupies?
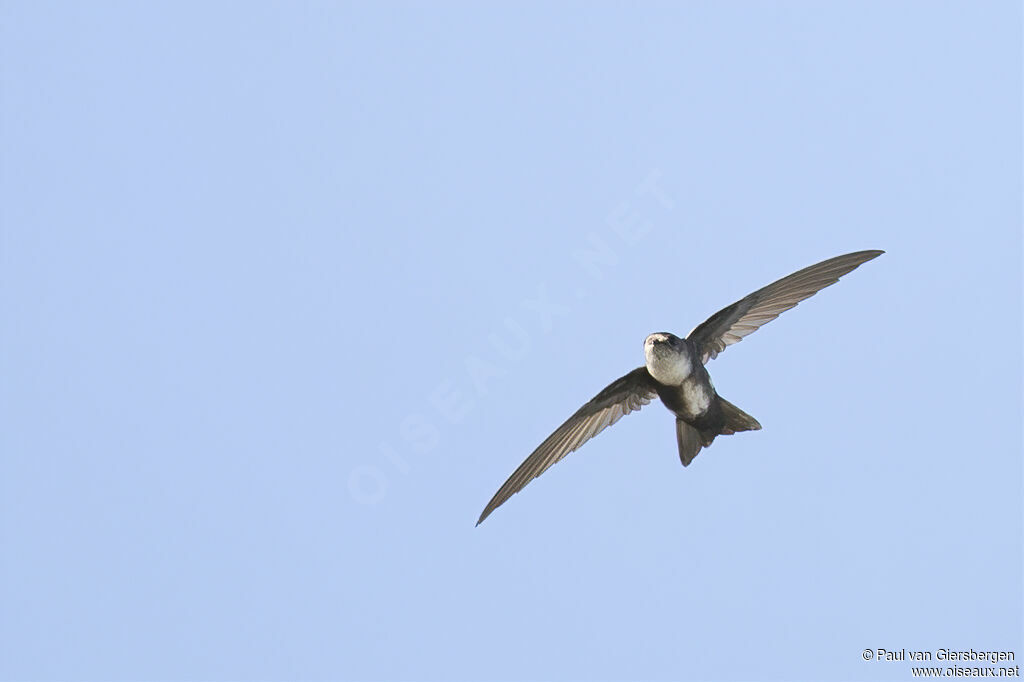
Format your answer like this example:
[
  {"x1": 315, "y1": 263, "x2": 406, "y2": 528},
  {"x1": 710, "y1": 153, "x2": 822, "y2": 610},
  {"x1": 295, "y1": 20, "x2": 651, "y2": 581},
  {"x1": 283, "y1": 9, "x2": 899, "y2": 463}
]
[{"x1": 477, "y1": 367, "x2": 658, "y2": 525}]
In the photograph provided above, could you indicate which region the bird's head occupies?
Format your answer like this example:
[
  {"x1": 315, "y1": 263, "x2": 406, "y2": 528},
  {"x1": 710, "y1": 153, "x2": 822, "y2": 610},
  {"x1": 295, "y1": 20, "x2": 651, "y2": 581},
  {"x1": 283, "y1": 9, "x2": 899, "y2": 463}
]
[{"x1": 644, "y1": 332, "x2": 692, "y2": 385}]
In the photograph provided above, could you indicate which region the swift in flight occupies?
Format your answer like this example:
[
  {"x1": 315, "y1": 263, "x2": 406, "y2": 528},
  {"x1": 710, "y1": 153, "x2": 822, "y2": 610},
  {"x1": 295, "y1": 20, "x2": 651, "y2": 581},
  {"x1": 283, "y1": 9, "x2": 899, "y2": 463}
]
[{"x1": 477, "y1": 250, "x2": 884, "y2": 525}]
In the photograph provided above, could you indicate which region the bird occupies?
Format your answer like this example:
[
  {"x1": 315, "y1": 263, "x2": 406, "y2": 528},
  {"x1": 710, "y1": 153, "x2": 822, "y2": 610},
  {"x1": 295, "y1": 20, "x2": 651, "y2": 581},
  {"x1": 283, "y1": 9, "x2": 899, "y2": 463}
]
[{"x1": 476, "y1": 249, "x2": 883, "y2": 525}]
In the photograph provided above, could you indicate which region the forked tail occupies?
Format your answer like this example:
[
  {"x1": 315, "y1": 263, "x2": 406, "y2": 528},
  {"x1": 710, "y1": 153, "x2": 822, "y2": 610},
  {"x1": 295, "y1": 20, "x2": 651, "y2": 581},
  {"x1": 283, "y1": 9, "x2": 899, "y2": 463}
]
[
  {"x1": 676, "y1": 397, "x2": 761, "y2": 467},
  {"x1": 718, "y1": 397, "x2": 761, "y2": 434}
]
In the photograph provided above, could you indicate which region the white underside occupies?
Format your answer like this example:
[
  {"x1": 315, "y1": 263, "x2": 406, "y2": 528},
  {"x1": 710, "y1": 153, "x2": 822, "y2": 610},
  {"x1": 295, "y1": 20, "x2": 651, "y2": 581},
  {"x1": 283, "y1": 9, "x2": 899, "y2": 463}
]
[
  {"x1": 644, "y1": 344, "x2": 692, "y2": 385},
  {"x1": 682, "y1": 379, "x2": 711, "y2": 414}
]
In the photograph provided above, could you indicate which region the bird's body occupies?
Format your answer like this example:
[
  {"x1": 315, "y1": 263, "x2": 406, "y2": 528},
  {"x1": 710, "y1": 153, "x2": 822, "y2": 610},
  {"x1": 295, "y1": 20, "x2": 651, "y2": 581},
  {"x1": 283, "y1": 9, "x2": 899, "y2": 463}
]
[
  {"x1": 477, "y1": 250, "x2": 884, "y2": 525},
  {"x1": 647, "y1": 332, "x2": 713, "y2": 422},
  {"x1": 644, "y1": 331, "x2": 763, "y2": 466}
]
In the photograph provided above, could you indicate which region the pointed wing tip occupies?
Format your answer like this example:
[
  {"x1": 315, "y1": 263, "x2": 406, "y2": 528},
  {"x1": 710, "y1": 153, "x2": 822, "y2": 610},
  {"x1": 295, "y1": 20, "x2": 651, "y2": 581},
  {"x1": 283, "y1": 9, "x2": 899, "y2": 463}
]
[
  {"x1": 844, "y1": 249, "x2": 885, "y2": 269},
  {"x1": 476, "y1": 505, "x2": 495, "y2": 526}
]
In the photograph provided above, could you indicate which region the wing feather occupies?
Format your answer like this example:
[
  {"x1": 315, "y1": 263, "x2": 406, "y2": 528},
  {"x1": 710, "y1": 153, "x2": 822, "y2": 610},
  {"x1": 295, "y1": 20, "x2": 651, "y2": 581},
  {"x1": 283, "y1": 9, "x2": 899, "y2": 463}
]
[
  {"x1": 477, "y1": 367, "x2": 658, "y2": 525},
  {"x1": 687, "y1": 250, "x2": 883, "y2": 363}
]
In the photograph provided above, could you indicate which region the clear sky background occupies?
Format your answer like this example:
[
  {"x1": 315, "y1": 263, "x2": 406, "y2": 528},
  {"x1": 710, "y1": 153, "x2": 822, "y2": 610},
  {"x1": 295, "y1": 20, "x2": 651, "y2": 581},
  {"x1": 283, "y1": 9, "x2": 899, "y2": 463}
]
[{"x1": 1, "y1": 2, "x2": 1020, "y2": 681}]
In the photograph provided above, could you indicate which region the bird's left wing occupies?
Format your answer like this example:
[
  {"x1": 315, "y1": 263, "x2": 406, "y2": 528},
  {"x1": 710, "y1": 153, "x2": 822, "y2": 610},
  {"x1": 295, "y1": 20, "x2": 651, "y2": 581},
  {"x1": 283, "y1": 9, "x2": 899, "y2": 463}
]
[
  {"x1": 686, "y1": 250, "x2": 883, "y2": 364},
  {"x1": 477, "y1": 367, "x2": 658, "y2": 525}
]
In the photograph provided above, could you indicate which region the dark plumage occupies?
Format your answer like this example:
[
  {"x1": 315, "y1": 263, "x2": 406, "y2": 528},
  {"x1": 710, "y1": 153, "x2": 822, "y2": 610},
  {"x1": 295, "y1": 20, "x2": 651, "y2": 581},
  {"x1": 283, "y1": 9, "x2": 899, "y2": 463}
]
[{"x1": 477, "y1": 250, "x2": 883, "y2": 525}]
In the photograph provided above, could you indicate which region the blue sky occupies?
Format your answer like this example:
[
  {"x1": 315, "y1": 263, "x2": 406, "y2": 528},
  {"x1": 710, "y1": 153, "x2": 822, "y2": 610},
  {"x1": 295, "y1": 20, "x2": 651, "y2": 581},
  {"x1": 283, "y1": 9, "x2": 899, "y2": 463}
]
[{"x1": 1, "y1": 2, "x2": 1020, "y2": 680}]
